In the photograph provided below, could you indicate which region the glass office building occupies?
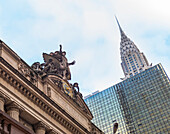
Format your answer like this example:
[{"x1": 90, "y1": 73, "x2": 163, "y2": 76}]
[
  {"x1": 85, "y1": 87, "x2": 128, "y2": 134},
  {"x1": 85, "y1": 64, "x2": 170, "y2": 134}
]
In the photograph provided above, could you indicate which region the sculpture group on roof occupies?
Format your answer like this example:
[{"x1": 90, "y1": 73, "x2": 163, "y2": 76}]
[
  {"x1": 31, "y1": 45, "x2": 84, "y2": 104},
  {"x1": 31, "y1": 45, "x2": 75, "y2": 80}
]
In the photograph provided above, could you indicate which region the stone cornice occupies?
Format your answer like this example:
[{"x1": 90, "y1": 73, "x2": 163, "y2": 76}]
[{"x1": 0, "y1": 57, "x2": 90, "y2": 134}]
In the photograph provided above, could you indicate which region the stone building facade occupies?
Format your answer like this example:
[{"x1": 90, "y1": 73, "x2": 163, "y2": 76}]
[{"x1": 0, "y1": 40, "x2": 103, "y2": 134}]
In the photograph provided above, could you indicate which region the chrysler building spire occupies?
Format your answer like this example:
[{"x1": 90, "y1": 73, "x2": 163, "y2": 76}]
[{"x1": 115, "y1": 17, "x2": 151, "y2": 79}]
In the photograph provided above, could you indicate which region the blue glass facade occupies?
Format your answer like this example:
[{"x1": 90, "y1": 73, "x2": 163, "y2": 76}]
[
  {"x1": 85, "y1": 86, "x2": 127, "y2": 134},
  {"x1": 85, "y1": 64, "x2": 170, "y2": 134}
]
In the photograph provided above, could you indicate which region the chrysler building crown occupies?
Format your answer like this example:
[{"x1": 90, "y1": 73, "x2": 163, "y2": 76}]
[{"x1": 115, "y1": 17, "x2": 151, "y2": 80}]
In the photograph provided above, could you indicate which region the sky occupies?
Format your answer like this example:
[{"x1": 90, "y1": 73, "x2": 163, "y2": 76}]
[{"x1": 0, "y1": 0, "x2": 170, "y2": 97}]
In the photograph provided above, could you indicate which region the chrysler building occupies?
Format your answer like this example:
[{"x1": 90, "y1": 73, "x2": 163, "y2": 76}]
[{"x1": 116, "y1": 17, "x2": 151, "y2": 80}]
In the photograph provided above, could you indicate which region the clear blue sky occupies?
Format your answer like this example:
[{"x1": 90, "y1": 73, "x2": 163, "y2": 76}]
[{"x1": 0, "y1": 0, "x2": 170, "y2": 96}]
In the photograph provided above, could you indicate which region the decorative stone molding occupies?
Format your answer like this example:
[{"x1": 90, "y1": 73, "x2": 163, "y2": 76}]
[
  {"x1": 18, "y1": 62, "x2": 29, "y2": 76},
  {"x1": 18, "y1": 62, "x2": 38, "y2": 85},
  {"x1": 0, "y1": 65, "x2": 90, "y2": 134}
]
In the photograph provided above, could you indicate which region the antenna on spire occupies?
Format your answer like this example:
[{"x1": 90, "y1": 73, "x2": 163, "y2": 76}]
[{"x1": 115, "y1": 16, "x2": 125, "y2": 36}]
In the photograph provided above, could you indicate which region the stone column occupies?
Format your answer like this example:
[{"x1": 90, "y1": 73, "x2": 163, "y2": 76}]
[
  {"x1": 0, "y1": 96, "x2": 5, "y2": 112},
  {"x1": 6, "y1": 102, "x2": 20, "y2": 121},
  {"x1": 35, "y1": 122, "x2": 46, "y2": 134}
]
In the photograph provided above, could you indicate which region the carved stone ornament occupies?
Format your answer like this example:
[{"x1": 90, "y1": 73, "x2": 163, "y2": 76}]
[
  {"x1": 18, "y1": 62, "x2": 37, "y2": 85},
  {"x1": 31, "y1": 45, "x2": 75, "y2": 81},
  {"x1": 18, "y1": 62, "x2": 30, "y2": 76}
]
